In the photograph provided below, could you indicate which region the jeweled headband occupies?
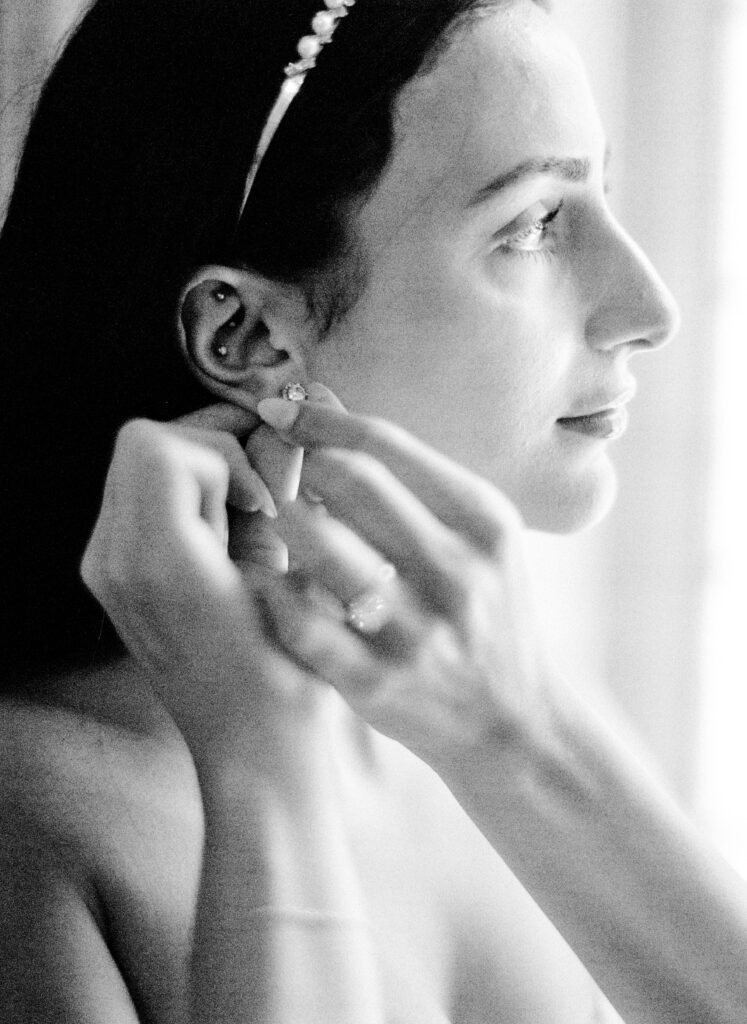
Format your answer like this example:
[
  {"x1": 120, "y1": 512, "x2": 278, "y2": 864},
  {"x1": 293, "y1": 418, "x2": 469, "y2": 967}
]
[{"x1": 237, "y1": 0, "x2": 356, "y2": 222}]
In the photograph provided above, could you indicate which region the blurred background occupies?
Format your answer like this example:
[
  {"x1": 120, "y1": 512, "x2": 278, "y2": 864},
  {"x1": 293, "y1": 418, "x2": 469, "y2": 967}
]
[{"x1": 1, "y1": 0, "x2": 745, "y2": 869}]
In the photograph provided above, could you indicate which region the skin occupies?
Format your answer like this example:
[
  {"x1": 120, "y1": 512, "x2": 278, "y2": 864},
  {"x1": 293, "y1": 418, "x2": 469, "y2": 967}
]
[
  {"x1": 1, "y1": 4, "x2": 705, "y2": 1023},
  {"x1": 310, "y1": 1, "x2": 678, "y2": 531}
]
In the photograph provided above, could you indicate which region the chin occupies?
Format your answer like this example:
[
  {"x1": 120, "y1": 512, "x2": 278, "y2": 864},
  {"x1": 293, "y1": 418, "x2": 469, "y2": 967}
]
[{"x1": 519, "y1": 461, "x2": 619, "y2": 535}]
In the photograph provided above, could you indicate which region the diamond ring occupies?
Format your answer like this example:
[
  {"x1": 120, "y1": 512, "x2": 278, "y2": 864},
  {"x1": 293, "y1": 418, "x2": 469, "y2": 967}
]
[{"x1": 343, "y1": 564, "x2": 395, "y2": 636}]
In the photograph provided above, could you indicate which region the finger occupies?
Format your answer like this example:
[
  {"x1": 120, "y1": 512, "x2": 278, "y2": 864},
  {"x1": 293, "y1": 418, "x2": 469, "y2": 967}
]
[
  {"x1": 300, "y1": 447, "x2": 468, "y2": 618},
  {"x1": 257, "y1": 396, "x2": 517, "y2": 555},
  {"x1": 230, "y1": 508, "x2": 288, "y2": 574},
  {"x1": 176, "y1": 427, "x2": 277, "y2": 518},
  {"x1": 258, "y1": 575, "x2": 382, "y2": 697},
  {"x1": 245, "y1": 424, "x2": 303, "y2": 508},
  {"x1": 305, "y1": 381, "x2": 347, "y2": 411},
  {"x1": 279, "y1": 501, "x2": 418, "y2": 658},
  {"x1": 244, "y1": 383, "x2": 347, "y2": 507},
  {"x1": 280, "y1": 500, "x2": 388, "y2": 604},
  {"x1": 124, "y1": 424, "x2": 239, "y2": 572},
  {"x1": 174, "y1": 402, "x2": 260, "y2": 436}
]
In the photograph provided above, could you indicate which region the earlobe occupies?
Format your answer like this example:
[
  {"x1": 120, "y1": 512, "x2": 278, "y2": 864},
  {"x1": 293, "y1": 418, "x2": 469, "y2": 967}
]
[{"x1": 176, "y1": 264, "x2": 311, "y2": 409}]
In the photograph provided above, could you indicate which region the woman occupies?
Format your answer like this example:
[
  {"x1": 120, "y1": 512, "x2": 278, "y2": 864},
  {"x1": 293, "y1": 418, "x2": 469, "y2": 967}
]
[{"x1": 2, "y1": 0, "x2": 746, "y2": 1021}]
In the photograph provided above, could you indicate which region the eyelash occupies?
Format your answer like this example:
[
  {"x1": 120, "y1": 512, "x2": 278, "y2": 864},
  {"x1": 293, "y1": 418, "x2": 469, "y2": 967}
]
[{"x1": 497, "y1": 201, "x2": 564, "y2": 260}]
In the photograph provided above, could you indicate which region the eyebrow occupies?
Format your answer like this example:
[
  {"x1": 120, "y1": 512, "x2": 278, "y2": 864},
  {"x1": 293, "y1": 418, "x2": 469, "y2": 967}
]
[{"x1": 467, "y1": 156, "x2": 593, "y2": 207}]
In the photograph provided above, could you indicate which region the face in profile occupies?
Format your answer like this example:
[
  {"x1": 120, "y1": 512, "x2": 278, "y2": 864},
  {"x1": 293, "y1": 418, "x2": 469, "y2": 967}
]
[{"x1": 309, "y1": 0, "x2": 679, "y2": 534}]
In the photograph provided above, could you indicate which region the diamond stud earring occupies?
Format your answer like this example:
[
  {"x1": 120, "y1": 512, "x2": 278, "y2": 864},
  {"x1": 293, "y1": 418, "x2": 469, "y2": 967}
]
[{"x1": 281, "y1": 382, "x2": 308, "y2": 402}]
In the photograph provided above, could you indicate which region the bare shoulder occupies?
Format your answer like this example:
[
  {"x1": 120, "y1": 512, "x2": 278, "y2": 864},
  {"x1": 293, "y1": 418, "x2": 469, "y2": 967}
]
[
  {"x1": 0, "y1": 660, "x2": 203, "y2": 907},
  {"x1": 0, "y1": 662, "x2": 201, "y2": 1022},
  {"x1": 0, "y1": 661, "x2": 199, "y2": 844}
]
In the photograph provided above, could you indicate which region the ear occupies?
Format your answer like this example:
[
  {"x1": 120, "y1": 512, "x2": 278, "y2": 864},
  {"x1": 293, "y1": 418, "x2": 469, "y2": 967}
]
[{"x1": 176, "y1": 265, "x2": 315, "y2": 411}]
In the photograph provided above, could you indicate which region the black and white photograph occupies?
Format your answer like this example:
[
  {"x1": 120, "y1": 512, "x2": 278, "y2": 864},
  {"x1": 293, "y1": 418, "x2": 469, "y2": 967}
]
[{"x1": 1, "y1": 1, "x2": 745, "y2": 1020}]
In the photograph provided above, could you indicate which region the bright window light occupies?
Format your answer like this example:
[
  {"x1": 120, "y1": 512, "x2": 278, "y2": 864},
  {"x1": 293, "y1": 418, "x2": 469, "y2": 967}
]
[{"x1": 697, "y1": 0, "x2": 747, "y2": 876}]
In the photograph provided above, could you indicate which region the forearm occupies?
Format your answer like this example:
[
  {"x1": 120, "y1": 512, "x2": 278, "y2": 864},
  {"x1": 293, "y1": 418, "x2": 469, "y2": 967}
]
[
  {"x1": 438, "y1": 677, "x2": 747, "y2": 1024},
  {"x1": 188, "y1": 724, "x2": 382, "y2": 1024}
]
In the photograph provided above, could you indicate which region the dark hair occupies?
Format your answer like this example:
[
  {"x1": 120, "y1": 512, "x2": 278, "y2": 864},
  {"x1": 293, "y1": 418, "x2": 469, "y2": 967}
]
[{"x1": 0, "y1": 0, "x2": 546, "y2": 676}]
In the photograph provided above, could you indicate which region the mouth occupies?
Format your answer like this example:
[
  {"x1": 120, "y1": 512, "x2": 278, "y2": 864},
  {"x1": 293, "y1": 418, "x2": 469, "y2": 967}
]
[
  {"x1": 557, "y1": 407, "x2": 629, "y2": 440},
  {"x1": 557, "y1": 386, "x2": 635, "y2": 441}
]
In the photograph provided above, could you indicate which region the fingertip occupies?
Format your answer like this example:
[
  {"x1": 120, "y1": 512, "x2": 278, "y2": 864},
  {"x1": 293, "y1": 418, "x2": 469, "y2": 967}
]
[
  {"x1": 176, "y1": 402, "x2": 260, "y2": 435},
  {"x1": 234, "y1": 495, "x2": 278, "y2": 519},
  {"x1": 257, "y1": 398, "x2": 300, "y2": 432},
  {"x1": 232, "y1": 468, "x2": 279, "y2": 519},
  {"x1": 306, "y1": 382, "x2": 347, "y2": 411},
  {"x1": 257, "y1": 383, "x2": 346, "y2": 433}
]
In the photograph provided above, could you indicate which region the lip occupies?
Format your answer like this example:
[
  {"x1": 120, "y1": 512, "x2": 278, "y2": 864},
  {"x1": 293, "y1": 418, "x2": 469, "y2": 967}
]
[
  {"x1": 557, "y1": 406, "x2": 629, "y2": 440},
  {"x1": 561, "y1": 384, "x2": 637, "y2": 420},
  {"x1": 557, "y1": 385, "x2": 636, "y2": 440}
]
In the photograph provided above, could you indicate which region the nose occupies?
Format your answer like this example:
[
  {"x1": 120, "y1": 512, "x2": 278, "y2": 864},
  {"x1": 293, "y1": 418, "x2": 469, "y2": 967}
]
[{"x1": 583, "y1": 217, "x2": 681, "y2": 354}]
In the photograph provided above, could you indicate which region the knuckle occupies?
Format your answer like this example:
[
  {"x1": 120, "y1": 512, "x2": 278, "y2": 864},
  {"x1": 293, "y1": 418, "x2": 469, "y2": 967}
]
[
  {"x1": 102, "y1": 549, "x2": 135, "y2": 595},
  {"x1": 222, "y1": 434, "x2": 244, "y2": 463},
  {"x1": 203, "y1": 445, "x2": 231, "y2": 482},
  {"x1": 353, "y1": 414, "x2": 399, "y2": 455},
  {"x1": 208, "y1": 431, "x2": 240, "y2": 463},
  {"x1": 341, "y1": 455, "x2": 389, "y2": 505},
  {"x1": 310, "y1": 447, "x2": 385, "y2": 500},
  {"x1": 115, "y1": 419, "x2": 185, "y2": 481},
  {"x1": 79, "y1": 545, "x2": 103, "y2": 595},
  {"x1": 115, "y1": 417, "x2": 160, "y2": 454},
  {"x1": 438, "y1": 569, "x2": 473, "y2": 617},
  {"x1": 471, "y1": 485, "x2": 522, "y2": 558},
  {"x1": 102, "y1": 540, "x2": 167, "y2": 602},
  {"x1": 335, "y1": 413, "x2": 392, "y2": 454},
  {"x1": 340, "y1": 448, "x2": 384, "y2": 483},
  {"x1": 425, "y1": 546, "x2": 476, "y2": 616}
]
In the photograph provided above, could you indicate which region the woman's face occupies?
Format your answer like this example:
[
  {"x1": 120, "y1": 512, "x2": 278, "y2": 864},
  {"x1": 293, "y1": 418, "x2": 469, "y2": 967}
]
[{"x1": 309, "y1": 0, "x2": 679, "y2": 533}]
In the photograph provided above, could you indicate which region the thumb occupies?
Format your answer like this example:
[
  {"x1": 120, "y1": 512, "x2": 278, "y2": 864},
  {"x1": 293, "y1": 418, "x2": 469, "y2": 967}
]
[
  {"x1": 245, "y1": 424, "x2": 303, "y2": 508},
  {"x1": 230, "y1": 423, "x2": 304, "y2": 573},
  {"x1": 230, "y1": 509, "x2": 288, "y2": 573}
]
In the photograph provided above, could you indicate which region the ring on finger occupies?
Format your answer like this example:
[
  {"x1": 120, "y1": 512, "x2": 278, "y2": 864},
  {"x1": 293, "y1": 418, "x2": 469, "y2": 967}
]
[{"x1": 344, "y1": 563, "x2": 396, "y2": 636}]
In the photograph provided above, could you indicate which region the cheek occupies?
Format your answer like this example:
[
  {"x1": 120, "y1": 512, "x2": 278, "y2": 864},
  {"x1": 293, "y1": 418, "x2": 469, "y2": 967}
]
[
  {"x1": 319, "y1": 245, "x2": 573, "y2": 454},
  {"x1": 396, "y1": 315, "x2": 566, "y2": 477}
]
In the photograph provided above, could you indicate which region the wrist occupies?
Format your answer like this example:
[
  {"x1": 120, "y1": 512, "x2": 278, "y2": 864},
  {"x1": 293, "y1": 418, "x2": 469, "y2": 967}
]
[
  {"x1": 193, "y1": 719, "x2": 338, "y2": 807},
  {"x1": 172, "y1": 672, "x2": 334, "y2": 774},
  {"x1": 431, "y1": 667, "x2": 603, "y2": 828},
  {"x1": 196, "y1": 745, "x2": 369, "y2": 923}
]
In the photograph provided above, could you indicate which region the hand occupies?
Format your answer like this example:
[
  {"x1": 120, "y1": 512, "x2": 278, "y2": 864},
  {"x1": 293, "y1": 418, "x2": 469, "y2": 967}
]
[
  {"x1": 80, "y1": 403, "x2": 319, "y2": 759},
  {"x1": 257, "y1": 388, "x2": 554, "y2": 774}
]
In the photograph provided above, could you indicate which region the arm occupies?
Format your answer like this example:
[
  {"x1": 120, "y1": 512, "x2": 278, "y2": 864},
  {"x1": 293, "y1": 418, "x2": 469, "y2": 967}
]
[
  {"x1": 256, "y1": 390, "x2": 747, "y2": 1024},
  {"x1": 439, "y1": 674, "x2": 747, "y2": 1024},
  {"x1": 0, "y1": 788, "x2": 140, "y2": 1024},
  {"x1": 0, "y1": 705, "x2": 381, "y2": 1024},
  {"x1": 81, "y1": 407, "x2": 383, "y2": 1023},
  {"x1": 191, "y1": 741, "x2": 381, "y2": 1024}
]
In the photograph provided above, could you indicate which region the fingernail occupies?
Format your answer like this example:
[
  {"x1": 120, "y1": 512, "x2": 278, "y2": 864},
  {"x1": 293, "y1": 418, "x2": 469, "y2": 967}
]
[
  {"x1": 306, "y1": 381, "x2": 347, "y2": 410},
  {"x1": 257, "y1": 398, "x2": 301, "y2": 431},
  {"x1": 258, "y1": 495, "x2": 278, "y2": 519},
  {"x1": 236, "y1": 494, "x2": 278, "y2": 519}
]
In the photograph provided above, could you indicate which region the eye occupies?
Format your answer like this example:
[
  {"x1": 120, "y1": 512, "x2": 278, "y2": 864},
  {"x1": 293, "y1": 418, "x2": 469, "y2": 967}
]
[{"x1": 496, "y1": 200, "x2": 564, "y2": 255}]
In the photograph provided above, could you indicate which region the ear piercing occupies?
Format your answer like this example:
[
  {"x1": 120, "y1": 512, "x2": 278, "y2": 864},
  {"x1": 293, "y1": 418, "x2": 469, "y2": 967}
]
[
  {"x1": 212, "y1": 286, "x2": 228, "y2": 302},
  {"x1": 215, "y1": 343, "x2": 229, "y2": 359},
  {"x1": 281, "y1": 382, "x2": 308, "y2": 402}
]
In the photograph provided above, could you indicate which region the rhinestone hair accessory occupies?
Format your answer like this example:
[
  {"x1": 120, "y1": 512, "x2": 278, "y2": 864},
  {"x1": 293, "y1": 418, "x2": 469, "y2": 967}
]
[{"x1": 237, "y1": 0, "x2": 356, "y2": 223}]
